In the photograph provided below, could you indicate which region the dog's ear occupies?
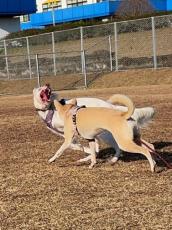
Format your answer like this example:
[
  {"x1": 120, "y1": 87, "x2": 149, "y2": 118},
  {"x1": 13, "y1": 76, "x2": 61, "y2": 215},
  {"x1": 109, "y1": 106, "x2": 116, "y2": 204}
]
[
  {"x1": 70, "y1": 98, "x2": 77, "y2": 106},
  {"x1": 33, "y1": 88, "x2": 37, "y2": 94},
  {"x1": 54, "y1": 100, "x2": 62, "y2": 111}
]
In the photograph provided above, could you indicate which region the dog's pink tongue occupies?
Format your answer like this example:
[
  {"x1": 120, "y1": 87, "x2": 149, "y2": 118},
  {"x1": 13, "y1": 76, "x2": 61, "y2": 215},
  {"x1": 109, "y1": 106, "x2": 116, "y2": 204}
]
[
  {"x1": 41, "y1": 92, "x2": 48, "y2": 102},
  {"x1": 43, "y1": 95, "x2": 48, "y2": 102}
]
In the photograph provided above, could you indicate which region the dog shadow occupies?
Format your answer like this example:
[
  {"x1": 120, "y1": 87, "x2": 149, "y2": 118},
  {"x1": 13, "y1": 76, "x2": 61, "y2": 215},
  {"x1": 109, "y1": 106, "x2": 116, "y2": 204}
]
[
  {"x1": 153, "y1": 141, "x2": 172, "y2": 150},
  {"x1": 97, "y1": 141, "x2": 172, "y2": 168}
]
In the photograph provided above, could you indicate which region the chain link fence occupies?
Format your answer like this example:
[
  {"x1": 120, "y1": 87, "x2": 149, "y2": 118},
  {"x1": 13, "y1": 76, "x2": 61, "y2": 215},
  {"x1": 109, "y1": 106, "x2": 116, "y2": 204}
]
[{"x1": 0, "y1": 14, "x2": 172, "y2": 92}]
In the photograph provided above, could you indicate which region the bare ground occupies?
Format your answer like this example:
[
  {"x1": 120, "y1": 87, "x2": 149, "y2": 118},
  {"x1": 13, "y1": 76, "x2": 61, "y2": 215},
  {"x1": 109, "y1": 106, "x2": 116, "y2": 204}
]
[
  {"x1": 0, "y1": 72, "x2": 172, "y2": 229},
  {"x1": 1, "y1": 68, "x2": 172, "y2": 95}
]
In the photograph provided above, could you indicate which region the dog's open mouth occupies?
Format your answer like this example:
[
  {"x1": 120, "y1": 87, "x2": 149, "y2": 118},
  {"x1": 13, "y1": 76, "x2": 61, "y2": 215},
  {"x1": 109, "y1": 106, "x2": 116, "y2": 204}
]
[{"x1": 40, "y1": 84, "x2": 52, "y2": 103}]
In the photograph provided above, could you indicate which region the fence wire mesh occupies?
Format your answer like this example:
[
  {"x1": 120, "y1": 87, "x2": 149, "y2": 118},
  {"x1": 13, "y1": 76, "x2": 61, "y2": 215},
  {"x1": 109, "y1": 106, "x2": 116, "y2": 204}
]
[
  {"x1": 0, "y1": 56, "x2": 7, "y2": 79},
  {"x1": 116, "y1": 17, "x2": 153, "y2": 70},
  {"x1": 54, "y1": 28, "x2": 81, "y2": 52},
  {"x1": 6, "y1": 54, "x2": 36, "y2": 79},
  {"x1": 39, "y1": 51, "x2": 85, "y2": 90},
  {"x1": 85, "y1": 36, "x2": 112, "y2": 74},
  {"x1": 0, "y1": 15, "x2": 172, "y2": 91},
  {"x1": 6, "y1": 37, "x2": 28, "y2": 56},
  {"x1": 83, "y1": 23, "x2": 114, "y2": 51},
  {"x1": 28, "y1": 33, "x2": 53, "y2": 54},
  {"x1": 155, "y1": 15, "x2": 172, "y2": 68},
  {"x1": 0, "y1": 40, "x2": 5, "y2": 56}
]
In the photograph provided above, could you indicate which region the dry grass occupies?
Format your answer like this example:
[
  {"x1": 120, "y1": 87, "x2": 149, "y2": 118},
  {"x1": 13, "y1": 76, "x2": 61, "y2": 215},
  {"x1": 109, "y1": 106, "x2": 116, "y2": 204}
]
[
  {"x1": 0, "y1": 68, "x2": 172, "y2": 96},
  {"x1": 0, "y1": 71, "x2": 172, "y2": 229},
  {"x1": 6, "y1": 27, "x2": 172, "y2": 59}
]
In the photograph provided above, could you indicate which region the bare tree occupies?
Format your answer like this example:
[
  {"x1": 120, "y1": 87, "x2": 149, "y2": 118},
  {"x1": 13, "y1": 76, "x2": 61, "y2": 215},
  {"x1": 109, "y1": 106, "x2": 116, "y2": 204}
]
[{"x1": 116, "y1": 0, "x2": 155, "y2": 18}]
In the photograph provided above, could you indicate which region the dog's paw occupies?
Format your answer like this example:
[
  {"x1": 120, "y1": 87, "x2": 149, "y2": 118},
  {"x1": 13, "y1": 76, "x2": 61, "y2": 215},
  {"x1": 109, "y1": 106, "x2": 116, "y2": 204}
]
[
  {"x1": 88, "y1": 162, "x2": 96, "y2": 169},
  {"x1": 76, "y1": 159, "x2": 82, "y2": 163},
  {"x1": 109, "y1": 156, "x2": 119, "y2": 164},
  {"x1": 48, "y1": 157, "x2": 55, "y2": 163},
  {"x1": 88, "y1": 165, "x2": 94, "y2": 169}
]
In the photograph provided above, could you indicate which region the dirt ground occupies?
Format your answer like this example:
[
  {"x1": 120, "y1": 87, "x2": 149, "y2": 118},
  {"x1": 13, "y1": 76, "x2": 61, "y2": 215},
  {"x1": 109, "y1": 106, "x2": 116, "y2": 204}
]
[
  {"x1": 1, "y1": 68, "x2": 172, "y2": 95},
  {"x1": 0, "y1": 78, "x2": 172, "y2": 229}
]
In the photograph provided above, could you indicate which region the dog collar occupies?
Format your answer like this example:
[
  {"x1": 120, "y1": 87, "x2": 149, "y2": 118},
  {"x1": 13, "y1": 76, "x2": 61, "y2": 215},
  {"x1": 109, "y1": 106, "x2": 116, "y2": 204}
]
[
  {"x1": 36, "y1": 106, "x2": 64, "y2": 135},
  {"x1": 43, "y1": 109, "x2": 64, "y2": 135},
  {"x1": 35, "y1": 108, "x2": 47, "y2": 112},
  {"x1": 35, "y1": 99, "x2": 67, "y2": 112},
  {"x1": 35, "y1": 101, "x2": 56, "y2": 112}
]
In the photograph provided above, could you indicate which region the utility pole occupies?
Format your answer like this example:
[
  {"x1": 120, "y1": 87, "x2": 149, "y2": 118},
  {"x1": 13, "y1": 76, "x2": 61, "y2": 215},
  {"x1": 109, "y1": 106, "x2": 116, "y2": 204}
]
[{"x1": 52, "y1": 1, "x2": 55, "y2": 26}]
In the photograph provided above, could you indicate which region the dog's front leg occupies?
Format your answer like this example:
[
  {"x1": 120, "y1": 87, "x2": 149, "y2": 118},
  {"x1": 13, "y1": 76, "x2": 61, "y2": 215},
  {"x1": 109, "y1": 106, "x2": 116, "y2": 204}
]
[
  {"x1": 70, "y1": 142, "x2": 94, "y2": 154},
  {"x1": 48, "y1": 141, "x2": 70, "y2": 163},
  {"x1": 70, "y1": 141, "x2": 100, "y2": 154},
  {"x1": 77, "y1": 138, "x2": 100, "y2": 162},
  {"x1": 70, "y1": 138, "x2": 91, "y2": 153},
  {"x1": 70, "y1": 142, "x2": 86, "y2": 152}
]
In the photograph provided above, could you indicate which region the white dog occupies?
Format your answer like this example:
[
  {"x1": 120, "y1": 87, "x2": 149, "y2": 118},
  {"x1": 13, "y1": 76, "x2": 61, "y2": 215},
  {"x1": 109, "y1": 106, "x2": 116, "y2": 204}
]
[{"x1": 33, "y1": 84, "x2": 155, "y2": 163}]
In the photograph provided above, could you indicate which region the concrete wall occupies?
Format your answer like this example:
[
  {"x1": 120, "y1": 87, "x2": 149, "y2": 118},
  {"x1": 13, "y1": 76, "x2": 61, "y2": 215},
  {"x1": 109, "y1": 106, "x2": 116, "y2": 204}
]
[
  {"x1": 21, "y1": 1, "x2": 120, "y2": 29},
  {"x1": 0, "y1": 17, "x2": 20, "y2": 39},
  {"x1": 167, "y1": 0, "x2": 172, "y2": 10}
]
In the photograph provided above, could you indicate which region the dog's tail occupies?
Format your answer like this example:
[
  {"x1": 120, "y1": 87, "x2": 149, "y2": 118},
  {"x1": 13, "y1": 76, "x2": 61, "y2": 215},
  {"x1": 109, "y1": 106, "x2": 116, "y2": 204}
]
[
  {"x1": 132, "y1": 107, "x2": 155, "y2": 128},
  {"x1": 108, "y1": 94, "x2": 134, "y2": 120}
]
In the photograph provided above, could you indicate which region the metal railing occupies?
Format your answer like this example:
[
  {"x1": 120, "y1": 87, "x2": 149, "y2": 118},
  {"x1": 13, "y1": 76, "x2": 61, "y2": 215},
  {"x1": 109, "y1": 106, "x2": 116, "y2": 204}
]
[{"x1": 0, "y1": 14, "x2": 172, "y2": 87}]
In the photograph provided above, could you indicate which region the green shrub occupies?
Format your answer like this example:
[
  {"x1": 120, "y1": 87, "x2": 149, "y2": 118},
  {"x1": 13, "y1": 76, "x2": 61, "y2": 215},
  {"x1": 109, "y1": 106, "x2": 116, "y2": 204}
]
[{"x1": 4, "y1": 11, "x2": 172, "y2": 40}]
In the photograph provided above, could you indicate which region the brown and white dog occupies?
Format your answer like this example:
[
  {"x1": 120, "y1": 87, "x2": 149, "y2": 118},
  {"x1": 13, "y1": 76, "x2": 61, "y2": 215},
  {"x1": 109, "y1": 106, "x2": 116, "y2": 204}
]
[{"x1": 49, "y1": 96, "x2": 156, "y2": 172}]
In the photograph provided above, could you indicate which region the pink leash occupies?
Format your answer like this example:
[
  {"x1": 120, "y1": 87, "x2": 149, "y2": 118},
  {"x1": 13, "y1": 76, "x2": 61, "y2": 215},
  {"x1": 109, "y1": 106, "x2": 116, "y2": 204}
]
[{"x1": 141, "y1": 140, "x2": 172, "y2": 169}]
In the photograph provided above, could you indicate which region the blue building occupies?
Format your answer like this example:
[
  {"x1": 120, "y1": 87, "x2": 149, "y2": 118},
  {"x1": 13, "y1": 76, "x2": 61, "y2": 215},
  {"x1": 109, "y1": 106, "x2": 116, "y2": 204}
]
[
  {"x1": 19, "y1": 0, "x2": 172, "y2": 30},
  {"x1": 0, "y1": 0, "x2": 36, "y2": 38}
]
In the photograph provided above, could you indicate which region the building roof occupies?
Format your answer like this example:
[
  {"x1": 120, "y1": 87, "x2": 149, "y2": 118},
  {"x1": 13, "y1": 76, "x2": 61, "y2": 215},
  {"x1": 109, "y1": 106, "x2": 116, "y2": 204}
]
[{"x1": 0, "y1": 0, "x2": 36, "y2": 16}]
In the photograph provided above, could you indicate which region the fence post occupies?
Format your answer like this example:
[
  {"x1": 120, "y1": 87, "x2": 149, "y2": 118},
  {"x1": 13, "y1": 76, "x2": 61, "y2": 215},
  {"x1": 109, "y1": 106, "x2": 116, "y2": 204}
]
[
  {"x1": 151, "y1": 17, "x2": 157, "y2": 69},
  {"x1": 52, "y1": 32, "x2": 56, "y2": 76},
  {"x1": 82, "y1": 50, "x2": 87, "y2": 88},
  {"x1": 4, "y1": 40, "x2": 10, "y2": 79},
  {"x1": 80, "y1": 26, "x2": 84, "y2": 73},
  {"x1": 26, "y1": 37, "x2": 32, "y2": 79},
  {"x1": 36, "y1": 54, "x2": 40, "y2": 87},
  {"x1": 114, "y1": 22, "x2": 119, "y2": 71},
  {"x1": 108, "y1": 35, "x2": 113, "y2": 71}
]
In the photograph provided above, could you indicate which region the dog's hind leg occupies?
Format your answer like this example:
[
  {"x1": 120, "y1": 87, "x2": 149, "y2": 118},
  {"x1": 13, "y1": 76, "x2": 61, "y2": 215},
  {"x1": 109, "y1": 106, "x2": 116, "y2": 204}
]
[
  {"x1": 88, "y1": 140, "x2": 97, "y2": 169},
  {"x1": 118, "y1": 140, "x2": 156, "y2": 172},
  {"x1": 110, "y1": 142, "x2": 121, "y2": 164},
  {"x1": 77, "y1": 140, "x2": 97, "y2": 168},
  {"x1": 77, "y1": 138, "x2": 99, "y2": 163},
  {"x1": 140, "y1": 139, "x2": 155, "y2": 152},
  {"x1": 77, "y1": 155, "x2": 92, "y2": 163}
]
